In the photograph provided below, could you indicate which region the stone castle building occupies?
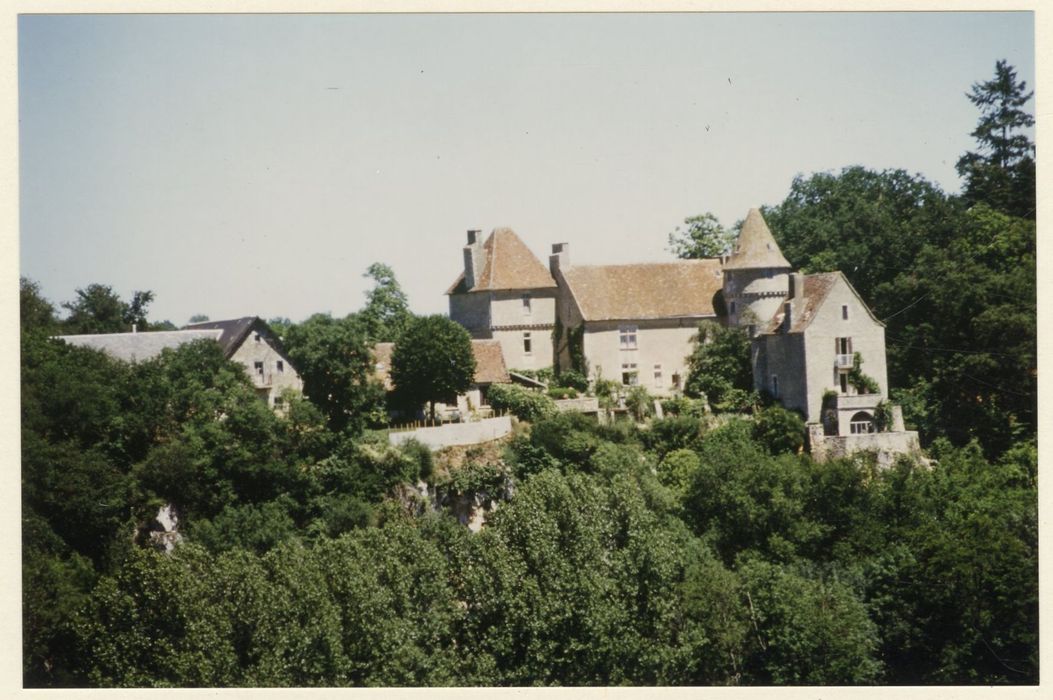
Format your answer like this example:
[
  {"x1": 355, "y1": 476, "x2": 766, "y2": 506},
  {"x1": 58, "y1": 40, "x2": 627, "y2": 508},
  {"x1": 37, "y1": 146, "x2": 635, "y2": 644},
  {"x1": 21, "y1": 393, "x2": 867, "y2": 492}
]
[{"x1": 447, "y1": 209, "x2": 919, "y2": 460}]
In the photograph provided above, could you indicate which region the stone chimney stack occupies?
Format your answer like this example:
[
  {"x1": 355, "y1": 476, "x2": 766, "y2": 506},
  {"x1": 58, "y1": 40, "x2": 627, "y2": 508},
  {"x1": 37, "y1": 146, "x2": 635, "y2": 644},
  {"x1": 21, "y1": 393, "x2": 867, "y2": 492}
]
[
  {"x1": 789, "y1": 272, "x2": 805, "y2": 298},
  {"x1": 463, "y1": 229, "x2": 483, "y2": 290},
  {"x1": 549, "y1": 242, "x2": 570, "y2": 276}
]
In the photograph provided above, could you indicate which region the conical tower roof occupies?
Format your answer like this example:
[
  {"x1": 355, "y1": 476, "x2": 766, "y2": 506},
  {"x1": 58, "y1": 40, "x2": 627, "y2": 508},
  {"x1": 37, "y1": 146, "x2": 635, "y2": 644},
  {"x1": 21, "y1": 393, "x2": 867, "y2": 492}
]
[{"x1": 724, "y1": 208, "x2": 791, "y2": 270}]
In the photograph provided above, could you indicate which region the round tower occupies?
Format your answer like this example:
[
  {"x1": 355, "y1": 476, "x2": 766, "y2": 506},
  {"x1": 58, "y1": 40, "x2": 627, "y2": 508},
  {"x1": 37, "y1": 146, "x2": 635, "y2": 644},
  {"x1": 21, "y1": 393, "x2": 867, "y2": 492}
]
[{"x1": 722, "y1": 208, "x2": 792, "y2": 332}]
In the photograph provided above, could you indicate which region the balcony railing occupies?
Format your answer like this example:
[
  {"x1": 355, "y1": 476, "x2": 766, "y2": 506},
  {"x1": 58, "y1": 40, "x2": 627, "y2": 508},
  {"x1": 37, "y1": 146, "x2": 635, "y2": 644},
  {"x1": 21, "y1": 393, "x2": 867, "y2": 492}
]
[{"x1": 835, "y1": 354, "x2": 854, "y2": 369}]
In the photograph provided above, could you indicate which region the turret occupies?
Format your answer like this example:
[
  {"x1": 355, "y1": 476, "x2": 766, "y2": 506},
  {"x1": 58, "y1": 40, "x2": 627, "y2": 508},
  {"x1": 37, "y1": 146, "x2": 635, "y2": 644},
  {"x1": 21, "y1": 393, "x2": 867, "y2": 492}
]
[{"x1": 722, "y1": 208, "x2": 792, "y2": 332}]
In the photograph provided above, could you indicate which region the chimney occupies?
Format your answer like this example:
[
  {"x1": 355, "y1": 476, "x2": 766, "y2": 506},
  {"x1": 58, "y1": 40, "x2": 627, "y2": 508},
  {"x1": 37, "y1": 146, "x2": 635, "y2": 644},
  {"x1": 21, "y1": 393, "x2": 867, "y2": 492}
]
[
  {"x1": 789, "y1": 272, "x2": 805, "y2": 298},
  {"x1": 549, "y1": 242, "x2": 569, "y2": 276},
  {"x1": 463, "y1": 229, "x2": 484, "y2": 290}
]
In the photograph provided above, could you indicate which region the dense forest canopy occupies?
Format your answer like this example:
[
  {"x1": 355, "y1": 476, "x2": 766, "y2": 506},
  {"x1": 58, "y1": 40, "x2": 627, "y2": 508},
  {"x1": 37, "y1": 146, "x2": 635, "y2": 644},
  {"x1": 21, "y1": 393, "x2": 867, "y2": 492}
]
[{"x1": 22, "y1": 61, "x2": 1037, "y2": 687}]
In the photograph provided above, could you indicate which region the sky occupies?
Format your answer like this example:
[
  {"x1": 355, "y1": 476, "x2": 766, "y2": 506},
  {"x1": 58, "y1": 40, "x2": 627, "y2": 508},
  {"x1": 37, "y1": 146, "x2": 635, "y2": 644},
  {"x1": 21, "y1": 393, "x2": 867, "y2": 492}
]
[{"x1": 17, "y1": 11, "x2": 1036, "y2": 326}]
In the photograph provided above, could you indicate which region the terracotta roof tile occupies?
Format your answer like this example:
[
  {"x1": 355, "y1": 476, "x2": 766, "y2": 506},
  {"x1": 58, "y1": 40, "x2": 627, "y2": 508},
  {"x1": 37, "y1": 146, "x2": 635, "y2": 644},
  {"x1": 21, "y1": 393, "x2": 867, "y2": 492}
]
[
  {"x1": 763, "y1": 272, "x2": 840, "y2": 333},
  {"x1": 561, "y1": 259, "x2": 724, "y2": 321},
  {"x1": 724, "y1": 208, "x2": 792, "y2": 270},
  {"x1": 446, "y1": 228, "x2": 556, "y2": 294},
  {"x1": 372, "y1": 339, "x2": 509, "y2": 391}
]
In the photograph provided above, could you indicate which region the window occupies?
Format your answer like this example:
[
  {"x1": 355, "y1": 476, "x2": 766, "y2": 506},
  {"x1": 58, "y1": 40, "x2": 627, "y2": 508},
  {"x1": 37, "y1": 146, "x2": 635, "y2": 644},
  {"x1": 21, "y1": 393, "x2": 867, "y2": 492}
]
[
  {"x1": 254, "y1": 361, "x2": 264, "y2": 376},
  {"x1": 254, "y1": 332, "x2": 261, "y2": 343},
  {"x1": 672, "y1": 373, "x2": 681, "y2": 390},
  {"x1": 523, "y1": 331, "x2": 532, "y2": 355},
  {"x1": 621, "y1": 362, "x2": 638, "y2": 386},
  {"x1": 771, "y1": 374, "x2": 779, "y2": 398},
  {"x1": 273, "y1": 395, "x2": 284, "y2": 409},
  {"x1": 653, "y1": 364, "x2": 663, "y2": 387},
  {"x1": 619, "y1": 325, "x2": 638, "y2": 350},
  {"x1": 842, "y1": 304, "x2": 849, "y2": 320},
  {"x1": 522, "y1": 293, "x2": 532, "y2": 316},
  {"x1": 835, "y1": 337, "x2": 853, "y2": 369},
  {"x1": 840, "y1": 372, "x2": 849, "y2": 394},
  {"x1": 850, "y1": 411, "x2": 875, "y2": 434},
  {"x1": 276, "y1": 360, "x2": 284, "y2": 373},
  {"x1": 729, "y1": 301, "x2": 737, "y2": 315}
]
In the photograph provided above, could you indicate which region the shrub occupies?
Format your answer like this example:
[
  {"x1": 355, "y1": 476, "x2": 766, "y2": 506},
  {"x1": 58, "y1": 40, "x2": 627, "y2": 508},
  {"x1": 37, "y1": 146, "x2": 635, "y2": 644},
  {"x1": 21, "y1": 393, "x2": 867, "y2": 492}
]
[
  {"x1": 487, "y1": 384, "x2": 557, "y2": 422},
  {"x1": 752, "y1": 405, "x2": 807, "y2": 455},
  {"x1": 556, "y1": 369, "x2": 590, "y2": 392},
  {"x1": 547, "y1": 386, "x2": 578, "y2": 400},
  {"x1": 625, "y1": 385, "x2": 653, "y2": 422}
]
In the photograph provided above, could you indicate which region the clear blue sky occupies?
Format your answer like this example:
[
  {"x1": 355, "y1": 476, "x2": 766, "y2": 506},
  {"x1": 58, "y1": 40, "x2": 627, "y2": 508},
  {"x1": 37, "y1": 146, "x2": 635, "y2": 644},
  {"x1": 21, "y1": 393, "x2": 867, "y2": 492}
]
[{"x1": 18, "y1": 11, "x2": 1035, "y2": 325}]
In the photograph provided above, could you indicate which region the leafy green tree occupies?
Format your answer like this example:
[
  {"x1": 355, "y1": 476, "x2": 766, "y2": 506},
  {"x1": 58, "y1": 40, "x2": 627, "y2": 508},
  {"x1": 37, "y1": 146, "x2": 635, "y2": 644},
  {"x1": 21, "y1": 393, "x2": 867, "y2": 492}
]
[
  {"x1": 282, "y1": 313, "x2": 385, "y2": 433},
  {"x1": 751, "y1": 404, "x2": 806, "y2": 455},
  {"x1": 20, "y1": 277, "x2": 58, "y2": 334},
  {"x1": 360, "y1": 262, "x2": 413, "y2": 342},
  {"x1": 390, "y1": 315, "x2": 475, "y2": 420},
  {"x1": 668, "y1": 212, "x2": 735, "y2": 259},
  {"x1": 684, "y1": 321, "x2": 752, "y2": 410},
  {"x1": 736, "y1": 558, "x2": 882, "y2": 684},
  {"x1": 956, "y1": 60, "x2": 1035, "y2": 218},
  {"x1": 187, "y1": 313, "x2": 210, "y2": 324},
  {"x1": 762, "y1": 166, "x2": 961, "y2": 305},
  {"x1": 60, "y1": 284, "x2": 156, "y2": 334}
]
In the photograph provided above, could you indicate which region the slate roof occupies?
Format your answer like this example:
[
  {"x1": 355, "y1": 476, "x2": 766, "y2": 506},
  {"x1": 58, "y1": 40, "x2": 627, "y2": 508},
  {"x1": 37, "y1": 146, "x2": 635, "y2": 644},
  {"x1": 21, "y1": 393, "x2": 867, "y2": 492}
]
[
  {"x1": 560, "y1": 259, "x2": 724, "y2": 321},
  {"x1": 447, "y1": 228, "x2": 557, "y2": 294},
  {"x1": 372, "y1": 339, "x2": 510, "y2": 390},
  {"x1": 55, "y1": 329, "x2": 224, "y2": 363},
  {"x1": 724, "y1": 208, "x2": 792, "y2": 270},
  {"x1": 183, "y1": 317, "x2": 261, "y2": 356}
]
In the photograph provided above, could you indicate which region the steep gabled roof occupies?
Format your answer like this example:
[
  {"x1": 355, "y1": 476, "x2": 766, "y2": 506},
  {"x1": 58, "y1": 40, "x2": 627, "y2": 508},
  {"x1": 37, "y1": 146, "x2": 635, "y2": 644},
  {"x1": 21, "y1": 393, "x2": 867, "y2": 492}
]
[
  {"x1": 372, "y1": 339, "x2": 510, "y2": 391},
  {"x1": 724, "y1": 208, "x2": 792, "y2": 270},
  {"x1": 183, "y1": 317, "x2": 262, "y2": 357},
  {"x1": 762, "y1": 272, "x2": 884, "y2": 334},
  {"x1": 447, "y1": 228, "x2": 557, "y2": 294},
  {"x1": 55, "y1": 329, "x2": 224, "y2": 363},
  {"x1": 560, "y1": 259, "x2": 724, "y2": 322}
]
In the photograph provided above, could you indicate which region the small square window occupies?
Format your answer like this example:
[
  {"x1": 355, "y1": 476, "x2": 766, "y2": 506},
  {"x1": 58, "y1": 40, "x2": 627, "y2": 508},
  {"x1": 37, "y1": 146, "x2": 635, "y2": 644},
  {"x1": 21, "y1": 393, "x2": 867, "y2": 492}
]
[
  {"x1": 273, "y1": 395, "x2": 284, "y2": 408},
  {"x1": 254, "y1": 361, "x2": 264, "y2": 376},
  {"x1": 254, "y1": 332, "x2": 262, "y2": 343},
  {"x1": 653, "y1": 364, "x2": 663, "y2": 387},
  {"x1": 276, "y1": 360, "x2": 284, "y2": 373}
]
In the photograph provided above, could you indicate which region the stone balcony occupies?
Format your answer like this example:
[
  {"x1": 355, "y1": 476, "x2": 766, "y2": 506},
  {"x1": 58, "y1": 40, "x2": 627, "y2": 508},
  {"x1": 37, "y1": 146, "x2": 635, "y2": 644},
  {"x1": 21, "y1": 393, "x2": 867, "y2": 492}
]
[{"x1": 831, "y1": 392, "x2": 882, "y2": 411}]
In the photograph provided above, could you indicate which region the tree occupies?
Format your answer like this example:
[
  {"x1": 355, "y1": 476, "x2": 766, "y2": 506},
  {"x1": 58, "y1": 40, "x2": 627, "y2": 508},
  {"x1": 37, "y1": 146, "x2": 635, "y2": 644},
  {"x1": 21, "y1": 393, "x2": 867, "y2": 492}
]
[
  {"x1": 60, "y1": 284, "x2": 156, "y2": 334},
  {"x1": 668, "y1": 212, "x2": 735, "y2": 259},
  {"x1": 188, "y1": 314, "x2": 210, "y2": 324},
  {"x1": 390, "y1": 315, "x2": 475, "y2": 420},
  {"x1": 684, "y1": 321, "x2": 753, "y2": 410},
  {"x1": 20, "y1": 277, "x2": 58, "y2": 333},
  {"x1": 956, "y1": 61, "x2": 1035, "y2": 218},
  {"x1": 360, "y1": 263, "x2": 412, "y2": 343},
  {"x1": 282, "y1": 313, "x2": 385, "y2": 433}
]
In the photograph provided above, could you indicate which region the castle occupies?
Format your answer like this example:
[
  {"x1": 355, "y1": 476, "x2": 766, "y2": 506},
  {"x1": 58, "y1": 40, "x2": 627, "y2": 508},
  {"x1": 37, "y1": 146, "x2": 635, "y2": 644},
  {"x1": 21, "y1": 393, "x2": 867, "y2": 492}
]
[{"x1": 447, "y1": 209, "x2": 920, "y2": 461}]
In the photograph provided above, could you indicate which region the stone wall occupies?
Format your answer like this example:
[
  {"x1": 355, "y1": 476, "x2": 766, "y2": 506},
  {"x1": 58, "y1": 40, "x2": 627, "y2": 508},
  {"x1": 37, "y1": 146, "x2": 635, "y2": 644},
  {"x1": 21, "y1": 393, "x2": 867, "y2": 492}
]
[
  {"x1": 388, "y1": 415, "x2": 513, "y2": 450},
  {"x1": 808, "y1": 423, "x2": 922, "y2": 467}
]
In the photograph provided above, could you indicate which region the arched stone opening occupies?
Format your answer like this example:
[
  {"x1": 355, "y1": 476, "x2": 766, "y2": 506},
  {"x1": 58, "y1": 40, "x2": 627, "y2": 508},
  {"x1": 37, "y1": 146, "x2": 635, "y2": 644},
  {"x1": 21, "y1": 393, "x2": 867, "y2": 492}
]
[{"x1": 849, "y1": 411, "x2": 876, "y2": 434}]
